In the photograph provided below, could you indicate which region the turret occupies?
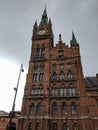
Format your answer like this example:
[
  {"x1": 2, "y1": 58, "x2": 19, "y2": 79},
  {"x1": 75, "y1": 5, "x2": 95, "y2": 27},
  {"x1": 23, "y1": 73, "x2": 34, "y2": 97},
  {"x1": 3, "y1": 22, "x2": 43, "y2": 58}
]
[{"x1": 70, "y1": 31, "x2": 80, "y2": 57}]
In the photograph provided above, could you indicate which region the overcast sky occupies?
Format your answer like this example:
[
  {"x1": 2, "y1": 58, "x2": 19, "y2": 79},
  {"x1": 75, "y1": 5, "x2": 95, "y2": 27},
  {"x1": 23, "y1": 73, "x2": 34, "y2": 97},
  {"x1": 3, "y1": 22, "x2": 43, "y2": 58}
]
[{"x1": 0, "y1": 0, "x2": 98, "y2": 112}]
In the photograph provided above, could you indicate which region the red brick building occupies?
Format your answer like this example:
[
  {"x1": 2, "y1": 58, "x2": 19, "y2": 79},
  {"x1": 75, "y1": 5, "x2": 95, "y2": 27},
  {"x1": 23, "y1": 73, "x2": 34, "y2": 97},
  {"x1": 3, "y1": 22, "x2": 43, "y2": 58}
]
[
  {"x1": 18, "y1": 8, "x2": 98, "y2": 130},
  {"x1": 0, "y1": 111, "x2": 20, "y2": 130}
]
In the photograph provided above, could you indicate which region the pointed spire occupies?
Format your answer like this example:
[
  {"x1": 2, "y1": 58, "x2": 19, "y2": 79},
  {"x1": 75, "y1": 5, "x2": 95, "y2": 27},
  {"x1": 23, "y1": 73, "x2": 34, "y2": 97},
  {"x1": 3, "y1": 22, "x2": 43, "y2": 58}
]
[
  {"x1": 72, "y1": 31, "x2": 77, "y2": 43},
  {"x1": 34, "y1": 20, "x2": 37, "y2": 28},
  {"x1": 42, "y1": 5, "x2": 47, "y2": 17},
  {"x1": 40, "y1": 6, "x2": 48, "y2": 27}
]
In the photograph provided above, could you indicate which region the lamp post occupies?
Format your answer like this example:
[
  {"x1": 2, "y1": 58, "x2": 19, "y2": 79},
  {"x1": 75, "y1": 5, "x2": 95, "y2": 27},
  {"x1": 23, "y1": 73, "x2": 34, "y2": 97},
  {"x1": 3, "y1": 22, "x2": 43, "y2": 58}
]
[{"x1": 7, "y1": 64, "x2": 24, "y2": 130}]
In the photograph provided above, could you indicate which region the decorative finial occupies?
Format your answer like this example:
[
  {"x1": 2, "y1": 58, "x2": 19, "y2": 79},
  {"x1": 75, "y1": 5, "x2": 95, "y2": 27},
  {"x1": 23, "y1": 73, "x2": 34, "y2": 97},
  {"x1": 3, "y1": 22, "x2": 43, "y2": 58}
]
[{"x1": 59, "y1": 34, "x2": 62, "y2": 42}]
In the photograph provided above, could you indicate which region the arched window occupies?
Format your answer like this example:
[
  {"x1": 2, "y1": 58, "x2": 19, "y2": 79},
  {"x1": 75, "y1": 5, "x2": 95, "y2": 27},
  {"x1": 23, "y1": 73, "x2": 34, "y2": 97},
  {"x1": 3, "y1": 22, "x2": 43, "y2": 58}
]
[
  {"x1": 61, "y1": 102, "x2": 67, "y2": 115},
  {"x1": 60, "y1": 72, "x2": 65, "y2": 80},
  {"x1": 51, "y1": 85, "x2": 58, "y2": 96},
  {"x1": 58, "y1": 49, "x2": 64, "y2": 58},
  {"x1": 39, "y1": 64, "x2": 45, "y2": 70},
  {"x1": 71, "y1": 102, "x2": 77, "y2": 114},
  {"x1": 67, "y1": 62, "x2": 72, "y2": 69},
  {"x1": 41, "y1": 46, "x2": 45, "y2": 57},
  {"x1": 39, "y1": 73, "x2": 44, "y2": 81},
  {"x1": 60, "y1": 85, "x2": 66, "y2": 97},
  {"x1": 33, "y1": 73, "x2": 38, "y2": 81},
  {"x1": 73, "y1": 123, "x2": 78, "y2": 130},
  {"x1": 62, "y1": 123, "x2": 68, "y2": 130},
  {"x1": 36, "y1": 46, "x2": 40, "y2": 57},
  {"x1": 52, "y1": 123, "x2": 57, "y2": 130},
  {"x1": 52, "y1": 102, "x2": 58, "y2": 115},
  {"x1": 37, "y1": 103, "x2": 42, "y2": 115},
  {"x1": 52, "y1": 72, "x2": 57, "y2": 80},
  {"x1": 52, "y1": 64, "x2": 56, "y2": 70},
  {"x1": 28, "y1": 122, "x2": 32, "y2": 130},
  {"x1": 68, "y1": 71, "x2": 73, "y2": 80},
  {"x1": 60, "y1": 63, "x2": 64, "y2": 69},
  {"x1": 69, "y1": 84, "x2": 75, "y2": 97},
  {"x1": 38, "y1": 85, "x2": 44, "y2": 96},
  {"x1": 34, "y1": 64, "x2": 38, "y2": 70},
  {"x1": 30, "y1": 104, "x2": 34, "y2": 115},
  {"x1": 36, "y1": 123, "x2": 39, "y2": 130}
]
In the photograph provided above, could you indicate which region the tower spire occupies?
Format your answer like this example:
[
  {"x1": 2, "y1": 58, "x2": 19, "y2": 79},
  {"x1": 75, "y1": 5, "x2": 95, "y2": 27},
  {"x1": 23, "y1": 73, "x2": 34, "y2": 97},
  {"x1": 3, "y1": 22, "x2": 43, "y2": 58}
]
[
  {"x1": 72, "y1": 31, "x2": 77, "y2": 43},
  {"x1": 40, "y1": 6, "x2": 48, "y2": 27}
]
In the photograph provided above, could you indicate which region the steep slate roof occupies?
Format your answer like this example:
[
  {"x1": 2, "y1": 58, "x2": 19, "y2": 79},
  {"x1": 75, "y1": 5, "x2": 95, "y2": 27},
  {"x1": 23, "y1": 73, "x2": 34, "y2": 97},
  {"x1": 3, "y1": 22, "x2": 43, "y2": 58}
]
[
  {"x1": 85, "y1": 77, "x2": 98, "y2": 88},
  {"x1": 85, "y1": 75, "x2": 98, "y2": 93}
]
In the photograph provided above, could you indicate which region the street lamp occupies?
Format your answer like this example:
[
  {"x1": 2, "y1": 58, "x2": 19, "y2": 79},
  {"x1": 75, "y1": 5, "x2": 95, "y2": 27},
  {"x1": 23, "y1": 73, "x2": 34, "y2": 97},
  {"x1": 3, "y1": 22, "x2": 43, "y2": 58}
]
[{"x1": 7, "y1": 64, "x2": 24, "y2": 130}]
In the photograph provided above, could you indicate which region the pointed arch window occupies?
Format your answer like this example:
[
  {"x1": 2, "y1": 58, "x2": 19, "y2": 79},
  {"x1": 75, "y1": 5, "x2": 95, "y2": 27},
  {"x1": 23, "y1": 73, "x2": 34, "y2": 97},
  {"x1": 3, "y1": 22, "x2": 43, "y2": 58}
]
[
  {"x1": 52, "y1": 64, "x2": 56, "y2": 70},
  {"x1": 52, "y1": 102, "x2": 58, "y2": 115},
  {"x1": 58, "y1": 49, "x2": 64, "y2": 58},
  {"x1": 28, "y1": 122, "x2": 32, "y2": 130},
  {"x1": 41, "y1": 46, "x2": 45, "y2": 57},
  {"x1": 60, "y1": 72, "x2": 65, "y2": 80},
  {"x1": 60, "y1": 63, "x2": 64, "y2": 69},
  {"x1": 51, "y1": 85, "x2": 58, "y2": 96},
  {"x1": 34, "y1": 64, "x2": 38, "y2": 70},
  {"x1": 71, "y1": 102, "x2": 77, "y2": 114},
  {"x1": 67, "y1": 62, "x2": 72, "y2": 69},
  {"x1": 52, "y1": 72, "x2": 57, "y2": 80},
  {"x1": 62, "y1": 123, "x2": 68, "y2": 130},
  {"x1": 60, "y1": 85, "x2": 66, "y2": 97},
  {"x1": 69, "y1": 84, "x2": 75, "y2": 97},
  {"x1": 68, "y1": 71, "x2": 73, "y2": 80},
  {"x1": 73, "y1": 123, "x2": 79, "y2": 130},
  {"x1": 39, "y1": 64, "x2": 45, "y2": 70},
  {"x1": 37, "y1": 103, "x2": 42, "y2": 115},
  {"x1": 39, "y1": 73, "x2": 44, "y2": 81},
  {"x1": 30, "y1": 104, "x2": 34, "y2": 115},
  {"x1": 36, "y1": 123, "x2": 39, "y2": 130},
  {"x1": 36, "y1": 46, "x2": 40, "y2": 57},
  {"x1": 33, "y1": 73, "x2": 38, "y2": 81},
  {"x1": 61, "y1": 102, "x2": 67, "y2": 115},
  {"x1": 52, "y1": 123, "x2": 57, "y2": 130}
]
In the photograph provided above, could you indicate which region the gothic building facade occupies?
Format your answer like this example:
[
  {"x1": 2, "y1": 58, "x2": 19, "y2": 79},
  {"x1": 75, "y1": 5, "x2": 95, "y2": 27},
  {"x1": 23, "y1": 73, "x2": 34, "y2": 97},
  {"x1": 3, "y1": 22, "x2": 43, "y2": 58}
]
[{"x1": 18, "y1": 8, "x2": 98, "y2": 130}]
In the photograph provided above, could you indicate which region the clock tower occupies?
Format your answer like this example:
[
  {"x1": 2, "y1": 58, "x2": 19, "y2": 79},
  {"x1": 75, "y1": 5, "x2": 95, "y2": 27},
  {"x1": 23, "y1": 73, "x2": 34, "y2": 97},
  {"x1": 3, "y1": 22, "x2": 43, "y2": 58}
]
[{"x1": 18, "y1": 7, "x2": 97, "y2": 130}]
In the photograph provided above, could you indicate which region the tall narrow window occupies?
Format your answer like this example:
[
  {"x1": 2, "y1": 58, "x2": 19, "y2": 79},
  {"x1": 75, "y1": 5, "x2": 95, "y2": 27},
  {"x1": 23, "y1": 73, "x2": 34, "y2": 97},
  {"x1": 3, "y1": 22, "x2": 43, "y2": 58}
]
[
  {"x1": 69, "y1": 87, "x2": 75, "y2": 97},
  {"x1": 68, "y1": 71, "x2": 73, "y2": 80},
  {"x1": 51, "y1": 85, "x2": 58, "y2": 96},
  {"x1": 60, "y1": 72, "x2": 65, "y2": 80},
  {"x1": 58, "y1": 49, "x2": 64, "y2": 58},
  {"x1": 41, "y1": 47, "x2": 45, "y2": 57},
  {"x1": 52, "y1": 102, "x2": 58, "y2": 115},
  {"x1": 61, "y1": 102, "x2": 67, "y2": 115},
  {"x1": 62, "y1": 123, "x2": 68, "y2": 130},
  {"x1": 60, "y1": 87, "x2": 66, "y2": 97},
  {"x1": 33, "y1": 73, "x2": 38, "y2": 81},
  {"x1": 52, "y1": 72, "x2": 57, "y2": 80},
  {"x1": 37, "y1": 103, "x2": 42, "y2": 115},
  {"x1": 73, "y1": 123, "x2": 78, "y2": 130},
  {"x1": 52, "y1": 123, "x2": 57, "y2": 130},
  {"x1": 30, "y1": 104, "x2": 34, "y2": 115},
  {"x1": 71, "y1": 102, "x2": 77, "y2": 114},
  {"x1": 28, "y1": 122, "x2": 32, "y2": 130},
  {"x1": 36, "y1": 123, "x2": 39, "y2": 130},
  {"x1": 36, "y1": 47, "x2": 40, "y2": 57},
  {"x1": 39, "y1": 73, "x2": 44, "y2": 81}
]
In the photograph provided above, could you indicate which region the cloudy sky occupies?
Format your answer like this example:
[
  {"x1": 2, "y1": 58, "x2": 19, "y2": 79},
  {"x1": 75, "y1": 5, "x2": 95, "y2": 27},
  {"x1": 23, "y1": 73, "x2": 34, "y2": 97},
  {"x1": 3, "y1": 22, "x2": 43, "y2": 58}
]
[{"x1": 0, "y1": 0, "x2": 98, "y2": 112}]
